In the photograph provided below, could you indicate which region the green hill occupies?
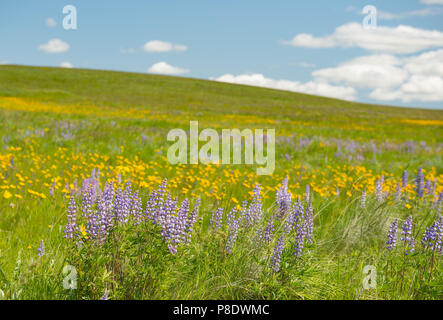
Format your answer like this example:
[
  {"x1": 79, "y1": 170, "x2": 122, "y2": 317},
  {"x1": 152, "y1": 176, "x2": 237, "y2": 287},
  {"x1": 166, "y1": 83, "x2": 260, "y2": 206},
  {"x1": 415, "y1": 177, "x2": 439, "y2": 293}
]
[{"x1": 0, "y1": 65, "x2": 442, "y2": 142}]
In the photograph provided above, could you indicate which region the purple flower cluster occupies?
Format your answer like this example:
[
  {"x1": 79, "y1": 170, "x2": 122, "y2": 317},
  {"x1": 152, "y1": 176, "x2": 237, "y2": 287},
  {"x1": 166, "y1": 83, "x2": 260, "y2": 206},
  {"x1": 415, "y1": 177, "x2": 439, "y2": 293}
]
[
  {"x1": 375, "y1": 175, "x2": 385, "y2": 203},
  {"x1": 37, "y1": 240, "x2": 45, "y2": 257},
  {"x1": 270, "y1": 236, "x2": 285, "y2": 273},
  {"x1": 225, "y1": 207, "x2": 241, "y2": 255},
  {"x1": 276, "y1": 176, "x2": 291, "y2": 219},
  {"x1": 64, "y1": 195, "x2": 78, "y2": 239},
  {"x1": 402, "y1": 170, "x2": 408, "y2": 188},
  {"x1": 209, "y1": 207, "x2": 223, "y2": 231},
  {"x1": 262, "y1": 220, "x2": 275, "y2": 244},
  {"x1": 360, "y1": 189, "x2": 366, "y2": 208},
  {"x1": 241, "y1": 184, "x2": 263, "y2": 227},
  {"x1": 64, "y1": 177, "x2": 200, "y2": 254},
  {"x1": 386, "y1": 219, "x2": 398, "y2": 250},
  {"x1": 421, "y1": 215, "x2": 442, "y2": 253},
  {"x1": 416, "y1": 167, "x2": 424, "y2": 198},
  {"x1": 401, "y1": 216, "x2": 415, "y2": 255}
]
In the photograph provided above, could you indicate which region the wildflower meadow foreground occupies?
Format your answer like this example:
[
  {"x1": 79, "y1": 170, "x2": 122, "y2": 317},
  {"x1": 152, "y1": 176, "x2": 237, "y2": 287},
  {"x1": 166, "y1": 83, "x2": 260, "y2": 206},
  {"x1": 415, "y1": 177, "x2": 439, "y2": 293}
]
[{"x1": 0, "y1": 65, "x2": 442, "y2": 300}]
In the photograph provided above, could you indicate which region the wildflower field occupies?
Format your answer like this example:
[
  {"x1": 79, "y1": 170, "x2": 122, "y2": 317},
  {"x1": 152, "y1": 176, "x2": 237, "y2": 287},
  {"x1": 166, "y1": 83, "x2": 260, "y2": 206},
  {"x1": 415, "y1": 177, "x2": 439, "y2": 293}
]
[{"x1": 0, "y1": 65, "x2": 442, "y2": 300}]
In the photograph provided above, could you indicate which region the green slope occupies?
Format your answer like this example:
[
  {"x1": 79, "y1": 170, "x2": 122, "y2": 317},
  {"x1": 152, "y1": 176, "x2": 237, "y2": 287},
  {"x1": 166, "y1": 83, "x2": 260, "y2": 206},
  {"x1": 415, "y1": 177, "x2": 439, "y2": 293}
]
[{"x1": 0, "y1": 65, "x2": 442, "y2": 143}]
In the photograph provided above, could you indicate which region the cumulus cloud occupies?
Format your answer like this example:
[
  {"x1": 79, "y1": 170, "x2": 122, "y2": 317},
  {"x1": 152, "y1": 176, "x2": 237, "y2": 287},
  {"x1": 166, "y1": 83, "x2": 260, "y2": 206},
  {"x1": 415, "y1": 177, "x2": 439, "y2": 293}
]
[
  {"x1": 148, "y1": 62, "x2": 189, "y2": 75},
  {"x1": 312, "y1": 54, "x2": 408, "y2": 88},
  {"x1": 403, "y1": 49, "x2": 443, "y2": 77},
  {"x1": 0, "y1": 61, "x2": 9, "y2": 65},
  {"x1": 60, "y1": 62, "x2": 73, "y2": 68},
  {"x1": 143, "y1": 40, "x2": 187, "y2": 52},
  {"x1": 214, "y1": 49, "x2": 443, "y2": 104},
  {"x1": 370, "y1": 76, "x2": 443, "y2": 102},
  {"x1": 45, "y1": 18, "x2": 57, "y2": 27},
  {"x1": 38, "y1": 39, "x2": 70, "y2": 53},
  {"x1": 369, "y1": 50, "x2": 443, "y2": 102},
  {"x1": 285, "y1": 22, "x2": 443, "y2": 54},
  {"x1": 312, "y1": 49, "x2": 443, "y2": 102},
  {"x1": 212, "y1": 73, "x2": 357, "y2": 101}
]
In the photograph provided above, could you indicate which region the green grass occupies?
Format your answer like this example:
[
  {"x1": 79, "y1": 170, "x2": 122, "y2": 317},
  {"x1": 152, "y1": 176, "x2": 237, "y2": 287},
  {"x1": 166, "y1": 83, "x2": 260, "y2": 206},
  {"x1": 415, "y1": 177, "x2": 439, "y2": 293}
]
[{"x1": 0, "y1": 65, "x2": 442, "y2": 300}]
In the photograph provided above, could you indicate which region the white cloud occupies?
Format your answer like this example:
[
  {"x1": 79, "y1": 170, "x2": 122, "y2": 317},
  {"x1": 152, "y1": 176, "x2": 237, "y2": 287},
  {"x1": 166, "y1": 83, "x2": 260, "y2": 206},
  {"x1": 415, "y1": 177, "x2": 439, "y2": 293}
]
[
  {"x1": 310, "y1": 49, "x2": 443, "y2": 103},
  {"x1": 60, "y1": 62, "x2": 73, "y2": 68},
  {"x1": 0, "y1": 61, "x2": 9, "y2": 65},
  {"x1": 403, "y1": 49, "x2": 443, "y2": 77},
  {"x1": 368, "y1": 50, "x2": 443, "y2": 102},
  {"x1": 148, "y1": 62, "x2": 189, "y2": 75},
  {"x1": 285, "y1": 22, "x2": 443, "y2": 54},
  {"x1": 143, "y1": 40, "x2": 187, "y2": 53},
  {"x1": 370, "y1": 76, "x2": 443, "y2": 102},
  {"x1": 377, "y1": 8, "x2": 443, "y2": 20},
  {"x1": 212, "y1": 73, "x2": 357, "y2": 101},
  {"x1": 45, "y1": 18, "x2": 57, "y2": 27},
  {"x1": 312, "y1": 54, "x2": 408, "y2": 88},
  {"x1": 421, "y1": 0, "x2": 443, "y2": 4},
  {"x1": 38, "y1": 39, "x2": 70, "y2": 53}
]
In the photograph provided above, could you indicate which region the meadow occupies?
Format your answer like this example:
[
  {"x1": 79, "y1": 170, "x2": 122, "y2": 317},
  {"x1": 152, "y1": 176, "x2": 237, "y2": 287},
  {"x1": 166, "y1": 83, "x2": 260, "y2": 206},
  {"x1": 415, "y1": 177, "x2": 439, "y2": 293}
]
[{"x1": 0, "y1": 65, "x2": 442, "y2": 300}]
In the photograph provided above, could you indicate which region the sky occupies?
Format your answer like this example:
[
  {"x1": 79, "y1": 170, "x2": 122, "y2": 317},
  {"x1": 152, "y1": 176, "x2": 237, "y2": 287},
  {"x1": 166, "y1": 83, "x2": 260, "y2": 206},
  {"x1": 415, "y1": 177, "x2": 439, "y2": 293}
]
[{"x1": 1, "y1": 0, "x2": 443, "y2": 109}]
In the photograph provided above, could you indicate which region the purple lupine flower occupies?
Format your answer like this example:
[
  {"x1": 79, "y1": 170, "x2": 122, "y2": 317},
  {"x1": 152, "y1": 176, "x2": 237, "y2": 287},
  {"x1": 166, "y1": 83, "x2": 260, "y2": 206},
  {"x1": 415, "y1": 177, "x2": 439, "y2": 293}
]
[
  {"x1": 64, "y1": 195, "x2": 78, "y2": 239},
  {"x1": 113, "y1": 187, "x2": 127, "y2": 223},
  {"x1": 305, "y1": 185, "x2": 310, "y2": 202},
  {"x1": 209, "y1": 207, "x2": 223, "y2": 231},
  {"x1": 241, "y1": 184, "x2": 263, "y2": 227},
  {"x1": 276, "y1": 176, "x2": 291, "y2": 219},
  {"x1": 360, "y1": 189, "x2": 366, "y2": 208},
  {"x1": 437, "y1": 216, "x2": 443, "y2": 253},
  {"x1": 153, "y1": 179, "x2": 168, "y2": 224},
  {"x1": 81, "y1": 184, "x2": 95, "y2": 219},
  {"x1": 422, "y1": 221, "x2": 438, "y2": 249},
  {"x1": 144, "y1": 190, "x2": 158, "y2": 222},
  {"x1": 422, "y1": 216, "x2": 442, "y2": 252},
  {"x1": 37, "y1": 240, "x2": 45, "y2": 257},
  {"x1": 96, "y1": 182, "x2": 115, "y2": 243},
  {"x1": 386, "y1": 219, "x2": 398, "y2": 250},
  {"x1": 425, "y1": 179, "x2": 432, "y2": 196},
  {"x1": 130, "y1": 190, "x2": 143, "y2": 225},
  {"x1": 164, "y1": 197, "x2": 182, "y2": 254},
  {"x1": 401, "y1": 170, "x2": 408, "y2": 188},
  {"x1": 304, "y1": 201, "x2": 314, "y2": 244},
  {"x1": 401, "y1": 216, "x2": 415, "y2": 255},
  {"x1": 171, "y1": 197, "x2": 188, "y2": 245},
  {"x1": 416, "y1": 167, "x2": 424, "y2": 198},
  {"x1": 184, "y1": 197, "x2": 200, "y2": 242},
  {"x1": 226, "y1": 207, "x2": 240, "y2": 255},
  {"x1": 160, "y1": 193, "x2": 178, "y2": 241},
  {"x1": 270, "y1": 236, "x2": 285, "y2": 272},
  {"x1": 249, "y1": 183, "x2": 263, "y2": 223},
  {"x1": 293, "y1": 221, "x2": 307, "y2": 257},
  {"x1": 336, "y1": 187, "x2": 340, "y2": 197},
  {"x1": 263, "y1": 220, "x2": 274, "y2": 244},
  {"x1": 283, "y1": 198, "x2": 303, "y2": 235},
  {"x1": 375, "y1": 175, "x2": 385, "y2": 202}
]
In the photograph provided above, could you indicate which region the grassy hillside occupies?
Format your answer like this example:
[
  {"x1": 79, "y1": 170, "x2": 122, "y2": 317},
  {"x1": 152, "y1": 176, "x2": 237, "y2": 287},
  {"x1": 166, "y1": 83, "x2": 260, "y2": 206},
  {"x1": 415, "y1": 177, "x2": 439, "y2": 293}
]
[{"x1": 0, "y1": 65, "x2": 442, "y2": 300}]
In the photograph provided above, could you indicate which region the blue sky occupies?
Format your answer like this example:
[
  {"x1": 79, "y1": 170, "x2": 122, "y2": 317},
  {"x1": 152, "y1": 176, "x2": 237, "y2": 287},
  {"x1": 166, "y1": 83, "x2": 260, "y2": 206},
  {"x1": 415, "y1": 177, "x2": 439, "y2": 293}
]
[{"x1": 1, "y1": 0, "x2": 443, "y2": 109}]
